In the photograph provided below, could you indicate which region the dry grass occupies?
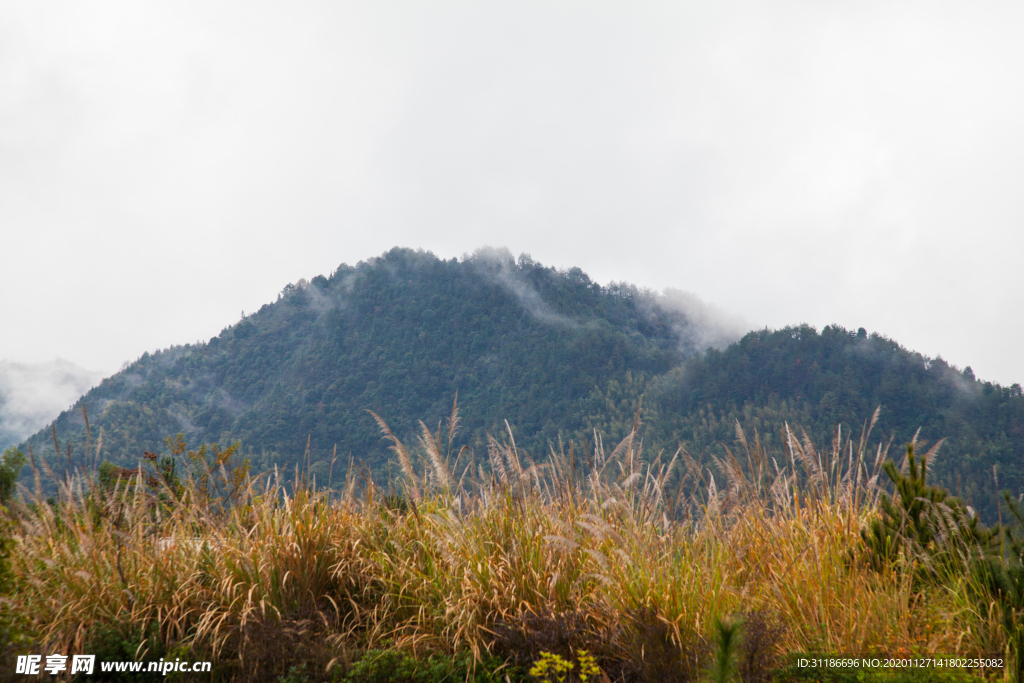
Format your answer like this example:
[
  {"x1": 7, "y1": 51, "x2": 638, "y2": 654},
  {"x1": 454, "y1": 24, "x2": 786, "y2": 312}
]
[{"x1": 2, "y1": 407, "x2": 1004, "y2": 681}]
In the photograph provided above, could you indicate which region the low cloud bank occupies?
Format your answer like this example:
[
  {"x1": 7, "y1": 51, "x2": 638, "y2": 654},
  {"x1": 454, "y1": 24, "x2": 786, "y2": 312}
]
[
  {"x1": 469, "y1": 247, "x2": 749, "y2": 352},
  {"x1": 0, "y1": 359, "x2": 105, "y2": 449},
  {"x1": 653, "y1": 288, "x2": 749, "y2": 352}
]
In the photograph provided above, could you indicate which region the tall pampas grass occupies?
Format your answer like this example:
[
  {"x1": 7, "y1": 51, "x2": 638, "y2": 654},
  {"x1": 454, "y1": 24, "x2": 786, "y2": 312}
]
[{"x1": 1, "y1": 407, "x2": 1002, "y2": 681}]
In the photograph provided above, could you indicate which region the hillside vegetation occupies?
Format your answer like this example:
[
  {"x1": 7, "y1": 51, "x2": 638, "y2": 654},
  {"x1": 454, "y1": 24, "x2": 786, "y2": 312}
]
[{"x1": 17, "y1": 248, "x2": 1024, "y2": 519}]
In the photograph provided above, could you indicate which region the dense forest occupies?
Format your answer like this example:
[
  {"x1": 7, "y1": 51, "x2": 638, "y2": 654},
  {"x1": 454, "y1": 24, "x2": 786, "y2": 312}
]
[{"x1": 16, "y1": 248, "x2": 1024, "y2": 519}]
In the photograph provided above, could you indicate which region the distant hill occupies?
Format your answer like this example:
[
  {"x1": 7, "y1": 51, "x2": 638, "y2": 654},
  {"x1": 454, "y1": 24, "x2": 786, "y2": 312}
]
[
  {"x1": 16, "y1": 248, "x2": 1024, "y2": 519},
  {"x1": 648, "y1": 326, "x2": 1024, "y2": 518}
]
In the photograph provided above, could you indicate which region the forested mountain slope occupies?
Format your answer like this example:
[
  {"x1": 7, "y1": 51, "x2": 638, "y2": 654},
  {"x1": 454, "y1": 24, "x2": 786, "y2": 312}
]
[
  {"x1": 17, "y1": 248, "x2": 1024, "y2": 518},
  {"x1": 19, "y1": 248, "x2": 729, "y2": 481},
  {"x1": 648, "y1": 326, "x2": 1024, "y2": 516}
]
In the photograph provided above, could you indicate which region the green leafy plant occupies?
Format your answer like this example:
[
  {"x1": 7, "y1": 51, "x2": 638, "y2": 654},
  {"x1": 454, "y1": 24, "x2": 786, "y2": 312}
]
[
  {"x1": 528, "y1": 650, "x2": 601, "y2": 683},
  {"x1": 574, "y1": 651, "x2": 600, "y2": 683},
  {"x1": 529, "y1": 651, "x2": 574, "y2": 683},
  {"x1": 278, "y1": 662, "x2": 314, "y2": 683},
  {"x1": 708, "y1": 617, "x2": 743, "y2": 683}
]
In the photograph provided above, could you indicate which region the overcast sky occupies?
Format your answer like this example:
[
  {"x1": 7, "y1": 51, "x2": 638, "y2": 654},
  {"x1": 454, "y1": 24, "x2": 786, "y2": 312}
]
[{"x1": 2, "y1": 1, "x2": 1022, "y2": 388}]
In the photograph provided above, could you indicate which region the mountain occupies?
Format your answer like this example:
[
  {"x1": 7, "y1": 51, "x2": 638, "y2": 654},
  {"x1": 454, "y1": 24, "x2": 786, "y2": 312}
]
[
  {"x1": 17, "y1": 248, "x2": 740, "y2": 481},
  {"x1": 0, "y1": 359, "x2": 104, "y2": 450},
  {"x1": 15, "y1": 248, "x2": 1024, "y2": 519}
]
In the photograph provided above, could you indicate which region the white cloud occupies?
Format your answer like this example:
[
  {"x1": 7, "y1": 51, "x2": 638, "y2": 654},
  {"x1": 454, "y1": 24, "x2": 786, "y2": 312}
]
[
  {"x1": 0, "y1": 360, "x2": 104, "y2": 448},
  {"x1": 1, "y1": 1, "x2": 1022, "y2": 385}
]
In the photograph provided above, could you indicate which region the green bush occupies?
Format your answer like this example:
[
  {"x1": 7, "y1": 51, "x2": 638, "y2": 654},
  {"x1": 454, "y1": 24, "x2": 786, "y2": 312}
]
[
  {"x1": 0, "y1": 449, "x2": 25, "y2": 505},
  {"x1": 861, "y1": 444, "x2": 995, "y2": 576},
  {"x1": 76, "y1": 622, "x2": 169, "y2": 683}
]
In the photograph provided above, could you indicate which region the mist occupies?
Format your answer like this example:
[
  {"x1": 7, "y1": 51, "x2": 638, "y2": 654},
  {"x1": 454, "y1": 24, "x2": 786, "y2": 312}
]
[
  {"x1": 0, "y1": 360, "x2": 104, "y2": 450},
  {"x1": 652, "y1": 289, "x2": 749, "y2": 353},
  {"x1": 468, "y1": 248, "x2": 579, "y2": 328}
]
